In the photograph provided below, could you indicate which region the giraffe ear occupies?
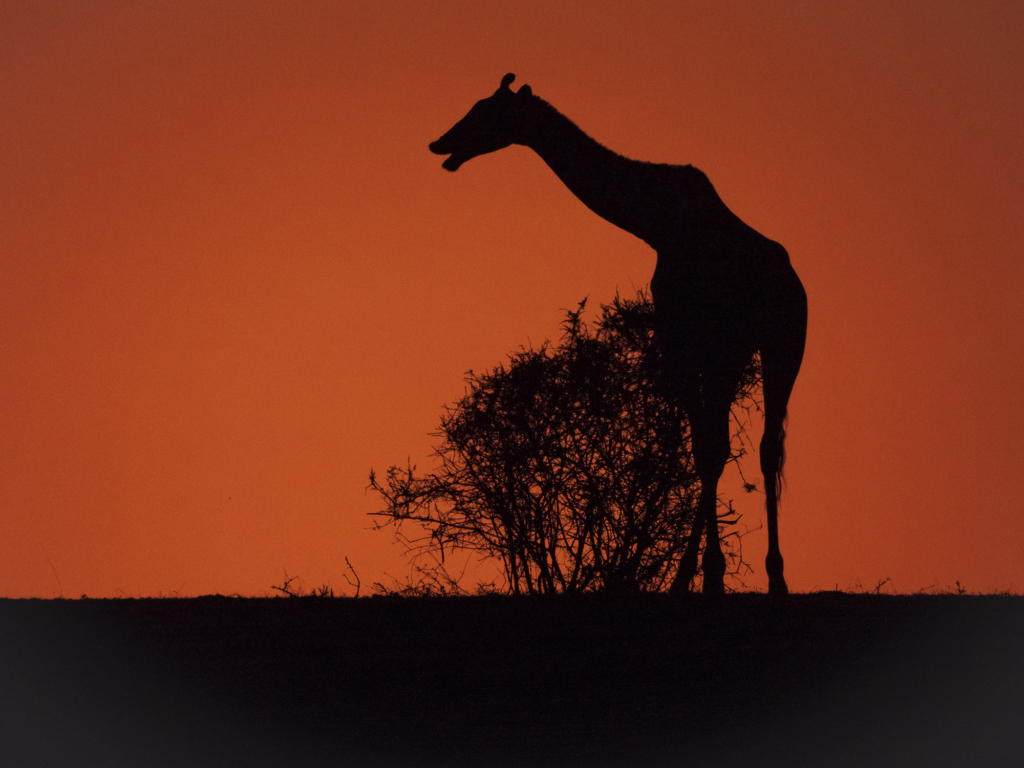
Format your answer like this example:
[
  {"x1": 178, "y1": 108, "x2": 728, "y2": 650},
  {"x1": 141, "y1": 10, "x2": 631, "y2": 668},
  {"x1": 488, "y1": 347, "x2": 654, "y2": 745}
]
[
  {"x1": 518, "y1": 84, "x2": 532, "y2": 97},
  {"x1": 500, "y1": 73, "x2": 516, "y2": 90}
]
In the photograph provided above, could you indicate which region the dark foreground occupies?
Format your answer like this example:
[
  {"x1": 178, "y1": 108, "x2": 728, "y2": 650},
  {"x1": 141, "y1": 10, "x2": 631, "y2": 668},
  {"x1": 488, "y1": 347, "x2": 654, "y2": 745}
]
[{"x1": 1, "y1": 594, "x2": 1022, "y2": 767}]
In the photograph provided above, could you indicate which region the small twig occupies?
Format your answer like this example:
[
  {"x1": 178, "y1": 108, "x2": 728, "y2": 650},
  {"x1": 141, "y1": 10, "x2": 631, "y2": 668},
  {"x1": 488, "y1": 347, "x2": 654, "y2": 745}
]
[
  {"x1": 271, "y1": 570, "x2": 304, "y2": 597},
  {"x1": 42, "y1": 547, "x2": 63, "y2": 599},
  {"x1": 343, "y1": 556, "x2": 362, "y2": 597}
]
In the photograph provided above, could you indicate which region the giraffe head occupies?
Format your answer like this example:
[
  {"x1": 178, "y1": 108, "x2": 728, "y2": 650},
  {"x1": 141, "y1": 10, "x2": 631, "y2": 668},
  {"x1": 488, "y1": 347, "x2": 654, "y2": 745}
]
[{"x1": 429, "y1": 73, "x2": 533, "y2": 171}]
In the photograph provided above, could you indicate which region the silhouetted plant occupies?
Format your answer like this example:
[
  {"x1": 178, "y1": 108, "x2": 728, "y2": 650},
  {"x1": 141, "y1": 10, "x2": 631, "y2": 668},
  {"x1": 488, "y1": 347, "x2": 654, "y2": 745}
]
[
  {"x1": 271, "y1": 570, "x2": 336, "y2": 598},
  {"x1": 369, "y1": 293, "x2": 758, "y2": 594},
  {"x1": 371, "y1": 560, "x2": 497, "y2": 597}
]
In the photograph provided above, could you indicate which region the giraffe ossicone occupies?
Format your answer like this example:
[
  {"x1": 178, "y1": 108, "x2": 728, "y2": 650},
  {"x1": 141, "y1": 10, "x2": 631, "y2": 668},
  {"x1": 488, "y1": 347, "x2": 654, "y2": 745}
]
[{"x1": 430, "y1": 74, "x2": 807, "y2": 596}]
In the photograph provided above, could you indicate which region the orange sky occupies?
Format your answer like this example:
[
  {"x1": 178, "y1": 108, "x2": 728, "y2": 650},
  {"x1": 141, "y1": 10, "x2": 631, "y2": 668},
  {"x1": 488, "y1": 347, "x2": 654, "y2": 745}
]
[{"x1": 2, "y1": 1, "x2": 1022, "y2": 598}]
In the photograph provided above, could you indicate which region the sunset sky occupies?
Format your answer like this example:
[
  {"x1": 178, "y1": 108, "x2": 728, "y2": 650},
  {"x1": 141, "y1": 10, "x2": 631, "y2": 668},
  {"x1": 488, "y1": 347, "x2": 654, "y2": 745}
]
[{"x1": 2, "y1": 1, "x2": 1022, "y2": 598}]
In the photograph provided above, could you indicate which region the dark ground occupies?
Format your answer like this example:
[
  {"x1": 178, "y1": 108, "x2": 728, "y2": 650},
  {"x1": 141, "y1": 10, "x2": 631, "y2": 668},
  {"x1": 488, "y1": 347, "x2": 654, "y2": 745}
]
[{"x1": 1, "y1": 593, "x2": 1022, "y2": 767}]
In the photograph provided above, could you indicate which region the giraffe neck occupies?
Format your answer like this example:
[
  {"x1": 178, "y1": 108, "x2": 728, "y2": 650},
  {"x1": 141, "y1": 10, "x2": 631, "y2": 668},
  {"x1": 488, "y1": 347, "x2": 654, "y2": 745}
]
[{"x1": 518, "y1": 99, "x2": 664, "y2": 247}]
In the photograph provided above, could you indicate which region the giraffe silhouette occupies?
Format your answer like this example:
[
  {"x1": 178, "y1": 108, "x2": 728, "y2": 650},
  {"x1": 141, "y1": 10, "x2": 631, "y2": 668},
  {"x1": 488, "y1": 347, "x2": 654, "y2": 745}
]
[{"x1": 429, "y1": 74, "x2": 807, "y2": 596}]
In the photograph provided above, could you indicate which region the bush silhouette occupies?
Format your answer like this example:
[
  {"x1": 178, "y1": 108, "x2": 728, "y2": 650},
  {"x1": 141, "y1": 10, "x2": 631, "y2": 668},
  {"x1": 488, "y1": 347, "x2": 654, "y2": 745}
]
[{"x1": 370, "y1": 293, "x2": 759, "y2": 594}]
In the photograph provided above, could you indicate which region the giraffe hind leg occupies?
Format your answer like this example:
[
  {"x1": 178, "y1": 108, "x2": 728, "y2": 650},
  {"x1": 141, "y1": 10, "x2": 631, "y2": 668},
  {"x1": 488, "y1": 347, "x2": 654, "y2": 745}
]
[
  {"x1": 760, "y1": 406, "x2": 789, "y2": 595},
  {"x1": 760, "y1": 338, "x2": 804, "y2": 596}
]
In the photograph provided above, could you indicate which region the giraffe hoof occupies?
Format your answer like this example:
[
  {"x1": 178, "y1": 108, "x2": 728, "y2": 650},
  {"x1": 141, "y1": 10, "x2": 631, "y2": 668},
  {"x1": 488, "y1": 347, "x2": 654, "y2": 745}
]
[
  {"x1": 669, "y1": 577, "x2": 692, "y2": 595},
  {"x1": 670, "y1": 555, "x2": 699, "y2": 594},
  {"x1": 702, "y1": 577, "x2": 726, "y2": 597}
]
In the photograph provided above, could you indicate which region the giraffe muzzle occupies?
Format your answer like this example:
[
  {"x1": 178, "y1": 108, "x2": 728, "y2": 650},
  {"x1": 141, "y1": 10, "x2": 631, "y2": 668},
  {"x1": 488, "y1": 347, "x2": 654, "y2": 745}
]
[{"x1": 430, "y1": 140, "x2": 467, "y2": 172}]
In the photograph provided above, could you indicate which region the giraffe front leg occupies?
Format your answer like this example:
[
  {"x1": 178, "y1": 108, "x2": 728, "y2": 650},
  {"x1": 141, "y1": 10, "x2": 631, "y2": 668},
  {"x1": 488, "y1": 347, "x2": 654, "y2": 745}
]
[
  {"x1": 669, "y1": 513, "x2": 704, "y2": 594},
  {"x1": 674, "y1": 469, "x2": 726, "y2": 596},
  {"x1": 697, "y1": 398, "x2": 732, "y2": 597}
]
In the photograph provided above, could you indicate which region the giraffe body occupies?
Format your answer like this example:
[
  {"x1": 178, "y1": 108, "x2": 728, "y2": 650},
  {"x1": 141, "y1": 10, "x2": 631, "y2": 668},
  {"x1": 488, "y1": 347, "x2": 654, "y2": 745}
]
[{"x1": 430, "y1": 74, "x2": 806, "y2": 595}]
